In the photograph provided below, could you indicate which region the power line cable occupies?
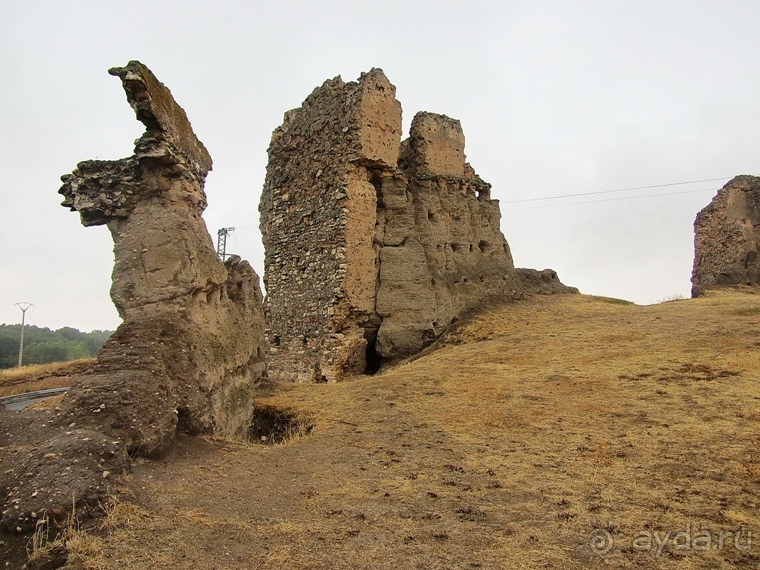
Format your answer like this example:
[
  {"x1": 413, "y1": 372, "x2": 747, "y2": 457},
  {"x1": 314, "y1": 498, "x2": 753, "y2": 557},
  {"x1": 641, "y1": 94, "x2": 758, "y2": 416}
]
[
  {"x1": 508, "y1": 187, "x2": 717, "y2": 210},
  {"x1": 504, "y1": 176, "x2": 733, "y2": 204}
]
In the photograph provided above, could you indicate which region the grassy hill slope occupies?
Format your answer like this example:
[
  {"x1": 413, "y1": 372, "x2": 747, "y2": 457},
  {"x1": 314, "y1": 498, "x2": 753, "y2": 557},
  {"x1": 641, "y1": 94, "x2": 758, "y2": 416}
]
[
  {"x1": 34, "y1": 291, "x2": 760, "y2": 569},
  {"x1": 0, "y1": 358, "x2": 95, "y2": 398}
]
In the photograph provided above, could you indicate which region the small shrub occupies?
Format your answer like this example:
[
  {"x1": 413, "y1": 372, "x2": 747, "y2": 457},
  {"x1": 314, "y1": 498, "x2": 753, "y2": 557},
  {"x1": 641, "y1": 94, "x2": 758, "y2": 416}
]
[
  {"x1": 28, "y1": 501, "x2": 105, "y2": 569},
  {"x1": 655, "y1": 293, "x2": 688, "y2": 304},
  {"x1": 591, "y1": 296, "x2": 634, "y2": 306}
]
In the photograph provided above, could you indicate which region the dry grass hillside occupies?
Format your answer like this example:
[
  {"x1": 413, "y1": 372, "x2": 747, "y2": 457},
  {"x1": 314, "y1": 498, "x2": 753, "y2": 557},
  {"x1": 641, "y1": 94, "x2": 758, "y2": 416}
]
[
  {"x1": 14, "y1": 290, "x2": 760, "y2": 569},
  {"x1": 0, "y1": 359, "x2": 94, "y2": 398}
]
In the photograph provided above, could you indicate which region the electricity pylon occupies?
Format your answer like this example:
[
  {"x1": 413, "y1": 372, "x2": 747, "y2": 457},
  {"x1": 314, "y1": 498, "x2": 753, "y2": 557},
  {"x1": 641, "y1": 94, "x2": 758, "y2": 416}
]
[
  {"x1": 14, "y1": 302, "x2": 33, "y2": 368},
  {"x1": 216, "y1": 227, "x2": 235, "y2": 261}
]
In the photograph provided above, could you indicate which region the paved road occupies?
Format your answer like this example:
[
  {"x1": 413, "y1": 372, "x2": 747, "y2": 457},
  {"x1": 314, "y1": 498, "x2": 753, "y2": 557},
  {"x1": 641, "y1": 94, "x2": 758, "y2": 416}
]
[{"x1": 0, "y1": 387, "x2": 70, "y2": 411}]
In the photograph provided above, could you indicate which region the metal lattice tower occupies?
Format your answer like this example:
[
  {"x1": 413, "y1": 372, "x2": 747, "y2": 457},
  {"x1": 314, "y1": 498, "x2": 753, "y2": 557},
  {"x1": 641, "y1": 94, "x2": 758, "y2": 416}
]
[
  {"x1": 14, "y1": 302, "x2": 33, "y2": 368},
  {"x1": 216, "y1": 227, "x2": 235, "y2": 261}
]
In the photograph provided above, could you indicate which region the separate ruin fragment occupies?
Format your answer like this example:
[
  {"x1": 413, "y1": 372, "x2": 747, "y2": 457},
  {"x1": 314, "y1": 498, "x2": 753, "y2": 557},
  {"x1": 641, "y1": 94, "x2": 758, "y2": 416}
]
[
  {"x1": 260, "y1": 69, "x2": 575, "y2": 383},
  {"x1": 1, "y1": 61, "x2": 266, "y2": 533},
  {"x1": 58, "y1": 61, "x2": 267, "y2": 453},
  {"x1": 692, "y1": 175, "x2": 760, "y2": 296}
]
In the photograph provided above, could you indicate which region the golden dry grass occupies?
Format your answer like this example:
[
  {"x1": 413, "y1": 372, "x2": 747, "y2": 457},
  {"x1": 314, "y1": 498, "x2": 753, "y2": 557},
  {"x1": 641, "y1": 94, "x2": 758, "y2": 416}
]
[
  {"x1": 55, "y1": 291, "x2": 760, "y2": 568},
  {"x1": 25, "y1": 394, "x2": 66, "y2": 410},
  {"x1": 0, "y1": 358, "x2": 94, "y2": 397},
  {"x1": 28, "y1": 500, "x2": 109, "y2": 570}
]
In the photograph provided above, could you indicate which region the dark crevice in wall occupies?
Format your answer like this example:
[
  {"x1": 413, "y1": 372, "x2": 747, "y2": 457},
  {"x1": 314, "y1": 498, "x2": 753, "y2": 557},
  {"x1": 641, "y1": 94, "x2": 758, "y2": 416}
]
[
  {"x1": 366, "y1": 167, "x2": 387, "y2": 375},
  {"x1": 364, "y1": 337, "x2": 381, "y2": 375}
]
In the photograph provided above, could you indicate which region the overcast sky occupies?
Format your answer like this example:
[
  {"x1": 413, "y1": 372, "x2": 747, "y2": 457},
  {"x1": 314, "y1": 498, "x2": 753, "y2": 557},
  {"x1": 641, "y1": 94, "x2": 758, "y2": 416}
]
[{"x1": 2, "y1": 0, "x2": 759, "y2": 331}]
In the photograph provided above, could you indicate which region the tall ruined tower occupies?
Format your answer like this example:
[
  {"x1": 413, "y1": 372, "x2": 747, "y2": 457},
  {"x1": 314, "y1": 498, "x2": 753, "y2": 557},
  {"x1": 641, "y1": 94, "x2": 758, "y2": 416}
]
[
  {"x1": 260, "y1": 69, "x2": 571, "y2": 382},
  {"x1": 260, "y1": 70, "x2": 402, "y2": 382}
]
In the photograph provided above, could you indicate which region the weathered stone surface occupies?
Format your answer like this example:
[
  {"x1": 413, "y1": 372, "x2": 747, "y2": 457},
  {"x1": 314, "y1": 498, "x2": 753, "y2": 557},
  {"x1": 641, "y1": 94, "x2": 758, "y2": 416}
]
[
  {"x1": 1, "y1": 61, "x2": 266, "y2": 534},
  {"x1": 515, "y1": 268, "x2": 579, "y2": 295},
  {"x1": 692, "y1": 175, "x2": 760, "y2": 296},
  {"x1": 399, "y1": 112, "x2": 469, "y2": 178},
  {"x1": 260, "y1": 69, "x2": 575, "y2": 383},
  {"x1": 374, "y1": 113, "x2": 523, "y2": 359},
  {"x1": 58, "y1": 61, "x2": 266, "y2": 450},
  {"x1": 260, "y1": 69, "x2": 402, "y2": 383}
]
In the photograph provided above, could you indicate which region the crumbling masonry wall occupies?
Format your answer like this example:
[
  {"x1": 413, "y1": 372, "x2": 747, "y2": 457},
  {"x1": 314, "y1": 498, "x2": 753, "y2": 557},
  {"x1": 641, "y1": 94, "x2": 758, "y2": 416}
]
[
  {"x1": 260, "y1": 69, "x2": 574, "y2": 383},
  {"x1": 260, "y1": 70, "x2": 401, "y2": 382},
  {"x1": 692, "y1": 175, "x2": 760, "y2": 296},
  {"x1": 57, "y1": 61, "x2": 268, "y2": 454},
  {"x1": 2, "y1": 61, "x2": 268, "y2": 535},
  {"x1": 375, "y1": 111, "x2": 524, "y2": 360}
]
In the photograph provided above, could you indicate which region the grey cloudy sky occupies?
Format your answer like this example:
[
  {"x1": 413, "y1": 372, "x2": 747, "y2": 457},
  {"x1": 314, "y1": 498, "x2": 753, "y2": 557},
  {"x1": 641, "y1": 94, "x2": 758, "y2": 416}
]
[{"x1": 2, "y1": 0, "x2": 759, "y2": 331}]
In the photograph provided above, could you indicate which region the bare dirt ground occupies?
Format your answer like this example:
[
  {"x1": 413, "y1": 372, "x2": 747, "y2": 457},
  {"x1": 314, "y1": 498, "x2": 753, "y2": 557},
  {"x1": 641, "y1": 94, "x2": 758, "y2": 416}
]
[{"x1": 5, "y1": 290, "x2": 760, "y2": 569}]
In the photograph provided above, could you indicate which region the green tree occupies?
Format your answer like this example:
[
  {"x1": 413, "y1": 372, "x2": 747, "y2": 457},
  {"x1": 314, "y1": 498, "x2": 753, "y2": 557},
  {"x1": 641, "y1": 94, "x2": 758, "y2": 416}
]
[{"x1": 0, "y1": 323, "x2": 114, "y2": 368}]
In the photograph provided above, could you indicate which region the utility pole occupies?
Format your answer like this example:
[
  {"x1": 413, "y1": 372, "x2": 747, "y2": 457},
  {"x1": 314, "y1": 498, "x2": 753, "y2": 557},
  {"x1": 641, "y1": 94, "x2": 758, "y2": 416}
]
[
  {"x1": 14, "y1": 302, "x2": 33, "y2": 368},
  {"x1": 216, "y1": 227, "x2": 235, "y2": 261}
]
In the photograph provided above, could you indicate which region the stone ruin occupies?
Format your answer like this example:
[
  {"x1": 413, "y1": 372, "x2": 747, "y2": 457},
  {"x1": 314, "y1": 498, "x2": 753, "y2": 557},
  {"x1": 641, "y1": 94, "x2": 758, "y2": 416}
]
[
  {"x1": 260, "y1": 69, "x2": 576, "y2": 383},
  {"x1": 1, "y1": 63, "x2": 575, "y2": 544},
  {"x1": 692, "y1": 175, "x2": 760, "y2": 296},
  {"x1": 0, "y1": 61, "x2": 266, "y2": 533}
]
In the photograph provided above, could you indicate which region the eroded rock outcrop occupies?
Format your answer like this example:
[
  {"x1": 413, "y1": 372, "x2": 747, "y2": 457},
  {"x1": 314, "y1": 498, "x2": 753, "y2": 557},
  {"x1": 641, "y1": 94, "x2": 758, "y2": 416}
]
[
  {"x1": 692, "y1": 175, "x2": 760, "y2": 296},
  {"x1": 56, "y1": 61, "x2": 267, "y2": 453},
  {"x1": 1, "y1": 61, "x2": 266, "y2": 533},
  {"x1": 260, "y1": 69, "x2": 575, "y2": 383}
]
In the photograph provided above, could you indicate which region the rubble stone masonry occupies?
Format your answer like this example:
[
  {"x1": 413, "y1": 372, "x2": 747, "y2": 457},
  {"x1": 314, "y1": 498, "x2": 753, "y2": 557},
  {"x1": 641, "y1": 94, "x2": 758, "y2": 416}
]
[
  {"x1": 692, "y1": 175, "x2": 760, "y2": 296},
  {"x1": 260, "y1": 69, "x2": 575, "y2": 382}
]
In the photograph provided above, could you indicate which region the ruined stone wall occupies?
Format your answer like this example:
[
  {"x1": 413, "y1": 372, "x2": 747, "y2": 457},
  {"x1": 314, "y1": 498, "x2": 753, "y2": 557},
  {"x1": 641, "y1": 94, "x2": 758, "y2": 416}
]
[
  {"x1": 260, "y1": 69, "x2": 574, "y2": 383},
  {"x1": 2, "y1": 60, "x2": 269, "y2": 535},
  {"x1": 692, "y1": 175, "x2": 760, "y2": 296},
  {"x1": 374, "y1": 112, "x2": 523, "y2": 358},
  {"x1": 260, "y1": 69, "x2": 401, "y2": 382},
  {"x1": 59, "y1": 61, "x2": 267, "y2": 454}
]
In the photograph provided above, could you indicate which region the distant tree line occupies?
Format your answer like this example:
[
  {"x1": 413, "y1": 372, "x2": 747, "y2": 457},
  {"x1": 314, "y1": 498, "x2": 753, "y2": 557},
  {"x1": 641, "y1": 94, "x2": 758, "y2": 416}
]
[{"x1": 0, "y1": 324, "x2": 113, "y2": 369}]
